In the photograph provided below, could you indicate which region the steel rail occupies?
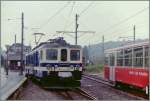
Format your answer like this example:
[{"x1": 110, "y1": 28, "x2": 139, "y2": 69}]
[
  {"x1": 82, "y1": 74, "x2": 146, "y2": 100},
  {"x1": 75, "y1": 88, "x2": 97, "y2": 100},
  {"x1": 82, "y1": 74, "x2": 113, "y2": 86}
]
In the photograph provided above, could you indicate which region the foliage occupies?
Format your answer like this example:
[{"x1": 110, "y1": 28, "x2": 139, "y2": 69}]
[{"x1": 85, "y1": 64, "x2": 104, "y2": 73}]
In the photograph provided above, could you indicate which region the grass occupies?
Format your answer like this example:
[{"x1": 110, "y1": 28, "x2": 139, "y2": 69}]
[{"x1": 84, "y1": 64, "x2": 104, "y2": 73}]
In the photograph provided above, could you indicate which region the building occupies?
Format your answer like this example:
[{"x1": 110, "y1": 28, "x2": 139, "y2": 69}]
[{"x1": 5, "y1": 43, "x2": 31, "y2": 70}]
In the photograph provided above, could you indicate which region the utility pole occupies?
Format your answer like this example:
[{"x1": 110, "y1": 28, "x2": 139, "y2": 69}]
[
  {"x1": 75, "y1": 14, "x2": 79, "y2": 45},
  {"x1": 102, "y1": 35, "x2": 105, "y2": 65},
  {"x1": 57, "y1": 14, "x2": 95, "y2": 45},
  {"x1": 133, "y1": 25, "x2": 135, "y2": 44},
  {"x1": 15, "y1": 34, "x2": 16, "y2": 44},
  {"x1": 102, "y1": 35, "x2": 105, "y2": 54},
  {"x1": 20, "y1": 12, "x2": 24, "y2": 75}
]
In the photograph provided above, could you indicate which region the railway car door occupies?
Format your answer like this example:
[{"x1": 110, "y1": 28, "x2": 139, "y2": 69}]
[
  {"x1": 109, "y1": 67, "x2": 115, "y2": 81},
  {"x1": 61, "y1": 49, "x2": 67, "y2": 62},
  {"x1": 109, "y1": 53, "x2": 115, "y2": 81}
]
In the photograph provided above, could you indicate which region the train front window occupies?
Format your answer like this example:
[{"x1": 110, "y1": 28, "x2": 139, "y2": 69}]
[
  {"x1": 46, "y1": 49, "x2": 58, "y2": 60},
  {"x1": 70, "y1": 50, "x2": 80, "y2": 61},
  {"x1": 61, "y1": 49, "x2": 67, "y2": 61}
]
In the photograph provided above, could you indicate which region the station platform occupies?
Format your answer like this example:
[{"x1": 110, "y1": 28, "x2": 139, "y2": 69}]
[{"x1": 0, "y1": 68, "x2": 27, "y2": 100}]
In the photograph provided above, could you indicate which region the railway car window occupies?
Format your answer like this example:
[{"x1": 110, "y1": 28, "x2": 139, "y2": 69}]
[
  {"x1": 40, "y1": 50, "x2": 43, "y2": 60},
  {"x1": 110, "y1": 54, "x2": 115, "y2": 66},
  {"x1": 117, "y1": 50, "x2": 123, "y2": 66},
  {"x1": 61, "y1": 49, "x2": 67, "y2": 61},
  {"x1": 124, "y1": 49, "x2": 132, "y2": 66},
  {"x1": 145, "y1": 47, "x2": 149, "y2": 67},
  {"x1": 133, "y1": 47, "x2": 143, "y2": 67},
  {"x1": 105, "y1": 57, "x2": 108, "y2": 65},
  {"x1": 46, "y1": 49, "x2": 58, "y2": 60},
  {"x1": 70, "y1": 50, "x2": 80, "y2": 61}
]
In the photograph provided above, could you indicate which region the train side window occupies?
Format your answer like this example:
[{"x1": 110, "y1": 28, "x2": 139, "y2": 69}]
[
  {"x1": 124, "y1": 49, "x2": 132, "y2": 66},
  {"x1": 117, "y1": 50, "x2": 123, "y2": 66},
  {"x1": 145, "y1": 47, "x2": 149, "y2": 67},
  {"x1": 105, "y1": 57, "x2": 108, "y2": 65},
  {"x1": 70, "y1": 50, "x2": 80, "y2": 61},
  {"x1": 46, "y1": 49, "x2": 58, "y2": 60},
  {"x1": 110, "y1": 53, "x2": 115, "y2": 66},
  {"x1": 61, "y1": 49, "x2": 67, "y2": 61},
  {"x1": 133, "y1": 47, "x2": 143, "y2": 67}
]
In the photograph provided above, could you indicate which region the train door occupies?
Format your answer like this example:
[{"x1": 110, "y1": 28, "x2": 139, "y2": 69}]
[
  {"x1": 61, "y1": 49, "x2": 68, "y2": 62},
  {"x1": 109, "y1": 53, "x2": 115, "y2": 81},
  {"x1": 109, "y1": 67, "x2": 115, "y2": 81}
]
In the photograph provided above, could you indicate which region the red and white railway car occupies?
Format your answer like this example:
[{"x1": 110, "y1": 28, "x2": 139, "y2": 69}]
[{"x1": 104, "y1": 41, "x2": 149, "y2": 94}]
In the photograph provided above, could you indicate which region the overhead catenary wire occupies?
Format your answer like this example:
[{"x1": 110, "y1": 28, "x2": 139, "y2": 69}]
[
  {"x1": 63, "y1": 1, "x2": 94, "y2": 31},
  {"x1": 79, "y1": 1, "x2": 94, "y2": 16},
  {"x1": 93, "y1": 6, "x2": 149, "y2": 43},
  {"x1": 100, "y1": 7, "x2": 148, "y2": 34},
  {"x1": 62, "y1": 1, "x2": 75, "y2": 35},
  {"x1": 39, "y1": 2, "x2": 70, "y2": 30}
]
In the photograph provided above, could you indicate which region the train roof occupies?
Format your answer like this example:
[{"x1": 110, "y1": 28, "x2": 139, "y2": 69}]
[
  {"x1": 31, "y1": 37, "x2": 81, "y2": 51},
  {"x1": 105, "y1": 41, "x2": 149, "y2": 53}
]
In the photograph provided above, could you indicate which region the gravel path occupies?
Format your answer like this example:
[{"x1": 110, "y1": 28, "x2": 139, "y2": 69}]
[
  {"x1": 19, "y1": 80, "x2": 66, "y2": 100},
  {"x1": 18, "y1": 76, "x2": 145, "y2": 100}
]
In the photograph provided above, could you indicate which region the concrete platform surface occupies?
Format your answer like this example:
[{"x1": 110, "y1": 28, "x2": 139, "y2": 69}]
[{"x1": 0, "y1": 68, "x2": 26, "y2": 100}]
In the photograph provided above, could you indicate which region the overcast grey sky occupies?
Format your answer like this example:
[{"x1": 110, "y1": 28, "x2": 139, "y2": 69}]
[{"x1": 1, "y1": 1, "x2": 149, "y2": 50}]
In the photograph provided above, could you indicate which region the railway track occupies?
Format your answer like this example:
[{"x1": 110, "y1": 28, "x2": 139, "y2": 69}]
[
  {"x1": 82, "y1": 74, "x2": 113, "y2": 86},
  {"x1": 54, "y1": 88, "x2": 97, "y2": 100},
  {"x1": 16, "y1": 78, "x2": 97, "y2": 100},
  {"x1": 74, "y1": 88, "x2": 97, "y2": 100},
  {"x1": 82, "y1": 73, "x2": 148, "y2": 100}
]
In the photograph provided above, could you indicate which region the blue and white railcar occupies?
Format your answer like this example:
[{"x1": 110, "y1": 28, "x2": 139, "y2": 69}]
[{"x1": 25, "y1": 37, "x2": 83, "y2": 86}]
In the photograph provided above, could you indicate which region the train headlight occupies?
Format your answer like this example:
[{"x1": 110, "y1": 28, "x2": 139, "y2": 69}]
[
  {"x1": 46, "y1": 64, "x2": 51, "y2": 67},
  {"x1": 47, "y1": 67, "x2": 51, "y2": 70},
  {"x1": 76, "y1": 65, "x2": 80, "y2": 67},
  {"x1": 75, "y1": 65, "x2": 80, "y2": 70},
  {"x1": 70, "y1": 65, "x2": 74, "y2": 70}
]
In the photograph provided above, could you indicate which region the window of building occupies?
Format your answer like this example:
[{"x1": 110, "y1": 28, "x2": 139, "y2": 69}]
[
  {"x1": 70, "y1": 50, "x2": 80, "y2": 61},
  {"x1": 46, "y1": 49, "x2": 58, "y2": 60},
  {"x1": 61, "y1": 49, "x2": 67, "y2": 61}
]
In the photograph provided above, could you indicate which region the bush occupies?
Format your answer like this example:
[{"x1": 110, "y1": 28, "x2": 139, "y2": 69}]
[{"x1": 85, "y1": 64, "x2": 104, "y2": 73}]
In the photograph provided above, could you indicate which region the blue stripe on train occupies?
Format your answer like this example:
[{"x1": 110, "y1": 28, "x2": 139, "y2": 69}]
[{"x1": 40, "y1": 63, "x2": 82, "y2": 67}]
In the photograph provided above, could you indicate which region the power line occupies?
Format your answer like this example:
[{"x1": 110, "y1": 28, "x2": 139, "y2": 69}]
[
  {"x1": 93, "y1": 7, "x2": 149, "y2": 43},
  {"x1": 95, "y1": 7, "x2": 149, "y2": 37},
  {"x1": 62, "y1": 2, "x2": 94, "y2": 31},
  {"x1": 39, "y1": 2, "x2": 70, "y2": 30},
  {"x1": 49, "y1": 9, "x2": 75, "y2": 39},
  {"x1": 63, "y1": 1, "x2": 75, "y2": 33},
  {"x1": 79, "y1": 1, "x2": 94, "y2": 16},
  {"x1": 105, "y1": 24, "x2": 149, "y2": 42}
]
